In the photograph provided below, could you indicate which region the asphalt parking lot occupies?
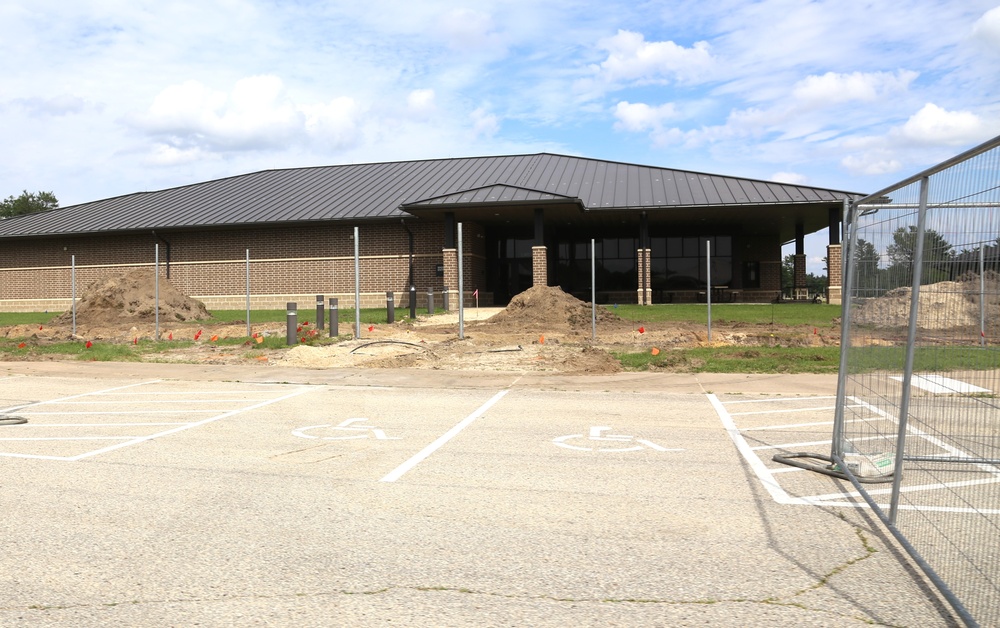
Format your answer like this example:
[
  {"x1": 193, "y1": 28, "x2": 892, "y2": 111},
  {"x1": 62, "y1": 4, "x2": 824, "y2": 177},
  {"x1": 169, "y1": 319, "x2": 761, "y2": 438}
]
[{"x1": 0, "y1": 362, "x2": 957, "y2": 626}]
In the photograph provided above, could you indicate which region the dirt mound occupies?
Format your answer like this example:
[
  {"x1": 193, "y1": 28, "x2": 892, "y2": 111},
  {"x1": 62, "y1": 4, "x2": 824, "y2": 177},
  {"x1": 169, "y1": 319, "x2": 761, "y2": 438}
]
[
  {"x1": 54, "y1": 269, "x2": 210, "y2": 327},
  {"x1": 853, "y1": 274, "x2": 1000, "y2": 329},
  {"x1": 486, "y1": 285, "x2": 620, "y2": 333}
]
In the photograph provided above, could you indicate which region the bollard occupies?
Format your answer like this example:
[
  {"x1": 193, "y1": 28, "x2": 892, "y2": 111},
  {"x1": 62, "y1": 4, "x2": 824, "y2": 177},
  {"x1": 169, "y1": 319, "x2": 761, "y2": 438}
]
[
  {"x1": 409, "y1": 285, "x2": 417, "y2": 319},
  {"x1": 286, "y1": 302, "x2": 298, "y2": 345},
  {"x1": 386, "y1": 291, "x2": 395, "y2": 324},
  {"x1": 316, "y1": 295, "x2": 324, "y2": 330},
  {"x1": 427, "y1": 288, "x2": 435, "y2": 315},
  {"x1": 443, "y1": 286, "x2": 450, "y2": 312},
  {"x1": 329, "y1": 298, "x2": 339, "y2": 337}
]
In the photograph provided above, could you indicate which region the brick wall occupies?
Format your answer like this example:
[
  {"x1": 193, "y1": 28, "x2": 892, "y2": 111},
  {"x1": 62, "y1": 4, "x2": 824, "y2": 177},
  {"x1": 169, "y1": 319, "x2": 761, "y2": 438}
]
[
  {"x1": 637, "y1": 248, "x2": 651, "y2": 305},
  {"x1": 531, "y1": 246, "x2": 547, "y2": 286},
  {"x1": 0, "y1": 221, "x2": 492, "y2": 312},
  {"x1": 827, "y1": 244, "x2": 842, "y2": 304}
]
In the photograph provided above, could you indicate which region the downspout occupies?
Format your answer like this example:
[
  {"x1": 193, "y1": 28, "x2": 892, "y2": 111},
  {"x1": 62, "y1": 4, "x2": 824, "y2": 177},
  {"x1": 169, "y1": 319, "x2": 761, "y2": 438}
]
[
  {"x1": 401, "y1": 219, "x2": 414, "y2": 288},
  {"x1": 152, "y1": 230, "x2": 171, "y2": 278},
  {"x1": 401, "y1": 219, "x2": 415, "y2": 318}
]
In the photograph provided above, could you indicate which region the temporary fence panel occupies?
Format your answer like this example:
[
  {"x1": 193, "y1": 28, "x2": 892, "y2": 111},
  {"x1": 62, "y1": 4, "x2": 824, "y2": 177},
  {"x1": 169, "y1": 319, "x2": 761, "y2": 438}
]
[{"x1": 834, "y1": 134, "x2": 1000, "y2": 627}]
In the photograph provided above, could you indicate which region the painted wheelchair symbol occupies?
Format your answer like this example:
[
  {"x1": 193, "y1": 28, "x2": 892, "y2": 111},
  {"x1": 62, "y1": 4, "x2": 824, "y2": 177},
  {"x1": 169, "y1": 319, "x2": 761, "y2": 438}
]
[
  {"x1": 292, "y1": 418, "x2": 401, "y2": 440},
  {"x1": 552, "y1": 426, "x2": 682, "y2": 453}
]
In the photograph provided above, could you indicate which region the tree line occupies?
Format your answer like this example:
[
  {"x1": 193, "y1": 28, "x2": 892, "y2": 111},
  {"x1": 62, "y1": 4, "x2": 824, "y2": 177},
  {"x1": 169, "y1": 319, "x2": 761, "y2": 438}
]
[
  {"x1": 0, "y1": 191, "x2": 59, "y2": 219},
  {"x1": 852, "y1": 226, "x2": 1000, "y2": 296}
]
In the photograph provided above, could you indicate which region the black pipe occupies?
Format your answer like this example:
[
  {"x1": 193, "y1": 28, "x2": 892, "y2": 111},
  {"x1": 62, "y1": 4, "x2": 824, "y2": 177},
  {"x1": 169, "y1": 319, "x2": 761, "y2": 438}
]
[
  {"x1": 402, "y1": 219, "x2": 416, "y2": 318},
  {"x1": 152, "y1": 230, "x2": 172, "y2": 278}
]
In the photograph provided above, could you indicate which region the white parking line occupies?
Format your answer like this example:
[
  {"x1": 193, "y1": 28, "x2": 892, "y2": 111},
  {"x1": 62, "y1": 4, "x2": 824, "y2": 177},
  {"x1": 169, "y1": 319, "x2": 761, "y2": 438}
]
[
  {"x1": 380, "y1": 389, "x2": 509, "y2": 483},
  {"x1": 723, "y1": 395, "x2": 838, "y2": 404},
  {"x1": 0, "y1": 381, "x2": 317, "y2": 461}
]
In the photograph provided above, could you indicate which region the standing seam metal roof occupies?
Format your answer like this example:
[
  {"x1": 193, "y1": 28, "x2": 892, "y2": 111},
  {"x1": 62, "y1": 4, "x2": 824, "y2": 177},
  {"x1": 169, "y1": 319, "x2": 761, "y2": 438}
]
[{"x1": 0, "y1": 153, "x2": 860, "y2": 238}]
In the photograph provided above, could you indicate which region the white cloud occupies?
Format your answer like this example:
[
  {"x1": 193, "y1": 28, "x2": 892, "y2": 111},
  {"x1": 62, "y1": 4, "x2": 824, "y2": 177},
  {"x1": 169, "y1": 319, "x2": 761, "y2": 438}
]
[
  {"x1": 771, "y1": 172, "x2": 809, "y2": 185},
  {"x1": 972, "y1": 5, "x2": 1000, "y2": 50},
  {"x1": 470, "y1": 106, "x2": 500, "y2": 139},
  {"x1": 135, "y1": 76, "x2": 305, "y2": 151},
  {"x1": 437, "y1": 8, "x2": 507, "y2": 55},
  {"x1": 406, "y1": 89, "x2": 437, "y2": 116},
  {"x1": 841, "y1": 153, "x2": 904, "y2": 176},
  {"x1": 587, "y1": 30, "x2": 715, "y2": 89},
  {"x1": 301, "y1": 97, "x2": 364, "y2": 149},
  {"x1": 791, "y1": 70, "x2": 919, "y2": 108},
  {"x1": 896, "y1": 103, "x2": 987, "y2": 145},
  {"x1": 612, "y1": 101, "x2": 679, "y2": 132}
]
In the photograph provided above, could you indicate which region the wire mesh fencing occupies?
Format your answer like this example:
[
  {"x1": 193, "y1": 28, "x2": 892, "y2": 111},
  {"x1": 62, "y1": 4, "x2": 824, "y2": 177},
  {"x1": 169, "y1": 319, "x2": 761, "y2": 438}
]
[{"x1": 834, "y1": 134, "x2": 1000, "y2": 627}]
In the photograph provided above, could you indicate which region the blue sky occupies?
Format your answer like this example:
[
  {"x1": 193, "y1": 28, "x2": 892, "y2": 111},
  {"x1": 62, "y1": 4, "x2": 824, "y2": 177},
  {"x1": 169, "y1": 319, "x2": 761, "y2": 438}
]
[{"x1": 2, "y1": 0, "x2": 998, "y2": 273}]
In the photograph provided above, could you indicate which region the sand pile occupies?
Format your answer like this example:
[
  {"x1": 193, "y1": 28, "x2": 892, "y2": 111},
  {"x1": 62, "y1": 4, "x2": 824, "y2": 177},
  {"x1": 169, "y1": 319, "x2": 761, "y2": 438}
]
[
  {"x1": 853, "y1": 273, "x2": 1000, "y2": 329},
  {"x1": 486, "y1": 285, "x2": 620, "y2": 332},
  {"x1": 54, "y1": 269, "x2": 210, "y2": 326}
]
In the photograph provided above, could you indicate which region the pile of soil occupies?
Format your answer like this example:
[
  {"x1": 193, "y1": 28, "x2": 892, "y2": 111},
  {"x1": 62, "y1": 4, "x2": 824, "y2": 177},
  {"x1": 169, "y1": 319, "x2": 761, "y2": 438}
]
[
  {"x1": 853, "y1": 273, "x2": 1000, "y2": 330},
  {"x1": 486, "y1": 285, "x2": 620, "y2": 333},
  {"x1": 53, "y1": 269, "x2": 210, "y2": 327}
]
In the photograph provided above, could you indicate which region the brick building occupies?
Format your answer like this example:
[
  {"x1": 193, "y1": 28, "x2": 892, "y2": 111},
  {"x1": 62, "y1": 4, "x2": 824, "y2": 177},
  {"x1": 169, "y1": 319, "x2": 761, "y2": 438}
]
[{"x1": 0, "y1": 153, "x2": 858, "y2": 312}]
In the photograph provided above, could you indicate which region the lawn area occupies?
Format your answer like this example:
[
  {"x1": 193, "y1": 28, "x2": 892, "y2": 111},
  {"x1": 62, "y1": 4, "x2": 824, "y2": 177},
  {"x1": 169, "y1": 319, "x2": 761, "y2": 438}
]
[{"x1": 607, "y1": 302, "x2": 841, "y2": 328}]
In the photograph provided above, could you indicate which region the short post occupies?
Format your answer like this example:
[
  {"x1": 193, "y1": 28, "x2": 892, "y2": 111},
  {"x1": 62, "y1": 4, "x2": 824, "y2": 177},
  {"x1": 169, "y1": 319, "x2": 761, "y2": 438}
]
[
  {"x1": 286, "y1": 302, "x2": 298, "y2": 345},
  {"x1": 316, "y1": 295, "x2": 325, "y2": 330},
  {"x1": 443, "y1": 286, "x2": 450, "y2": 312},
  {"x1": 386, "y1": 291, "x2": 395, "y2": 324},
  {"x1": 329, "y1": 298, "x2": 339, "y2": 337},
  {"x1": 427, "y1": 288, "x2": 435, "y2": 315},
  {"x1": 409, "y1": 285, "x2": 417, "y2": 319}
]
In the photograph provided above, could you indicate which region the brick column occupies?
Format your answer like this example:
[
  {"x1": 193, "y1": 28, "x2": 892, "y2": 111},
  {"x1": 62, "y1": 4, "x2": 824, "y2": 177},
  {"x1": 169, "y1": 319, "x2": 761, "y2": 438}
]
[
  {"x1": 636, "y1": 248, "x2": 651, "y2": 305},
  {"x1": 827, "y1": 244, "x2": 842, "y2": 305},
  {"x1": 793, "y1": 253, "x2": 808, "y2": 300},
  {"x1": 531, "y1": 246, "x2": 548, "y2": 287},
  {"x1": 442, "y1": 248, "x2": 458, "y2": 310}
]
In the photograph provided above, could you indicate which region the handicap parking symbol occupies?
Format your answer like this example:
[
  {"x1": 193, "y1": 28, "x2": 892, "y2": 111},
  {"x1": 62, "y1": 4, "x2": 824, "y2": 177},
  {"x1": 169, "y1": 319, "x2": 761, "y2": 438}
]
[
  {"x1": 552, "y1": 426, "x2": 682, "y2": 453},
  {"x1": 293, "y1": 418, "x2": 401, "y2": 441}
]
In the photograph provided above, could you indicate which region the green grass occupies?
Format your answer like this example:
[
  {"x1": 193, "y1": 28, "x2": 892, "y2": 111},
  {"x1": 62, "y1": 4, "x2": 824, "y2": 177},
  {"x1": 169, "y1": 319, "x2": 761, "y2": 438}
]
[
  {"x1": 606, "y1": 302, "x2": 841, "y2": 328},
  {"x1": 613, "y1": 346, "x2": 843, "y2": 373},
  {"x1": 848, "y1": 344, "x2": 1000, "y2": 373},
  {"x1": 0, "y1": 312, "x2": 61, "y2": 326}
]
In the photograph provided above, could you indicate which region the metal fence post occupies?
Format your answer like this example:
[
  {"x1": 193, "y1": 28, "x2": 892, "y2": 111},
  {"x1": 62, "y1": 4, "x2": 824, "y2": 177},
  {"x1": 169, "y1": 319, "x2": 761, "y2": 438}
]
[{"x1": 286, "y1": 302, "x2": 298, "y2": 345}]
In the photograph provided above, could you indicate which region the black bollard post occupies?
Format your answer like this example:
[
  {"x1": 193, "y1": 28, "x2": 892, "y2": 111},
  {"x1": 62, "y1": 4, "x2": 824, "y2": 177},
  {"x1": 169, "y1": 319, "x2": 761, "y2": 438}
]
[
  {"x1": 316, "y1": 295, "x2": 324, "y2": 330},
  {"x1": 409, "y1": 285, "x2": 416, "y2": 319},
  {"x1": 329, "y1": 298, "x2": 339, "y2": 337},
  {"x1": 386, "y1": 291, "x2": 395, "y2": 324},
  {"x1": 443, "y1": 286, "x2": 450, "y2": 312},
  {"x1": 427, "y1": 288, "x2": 435, "y2": 315},
  {"x1": 286, "y1": 302, "x2": 297, "y2": 346}
]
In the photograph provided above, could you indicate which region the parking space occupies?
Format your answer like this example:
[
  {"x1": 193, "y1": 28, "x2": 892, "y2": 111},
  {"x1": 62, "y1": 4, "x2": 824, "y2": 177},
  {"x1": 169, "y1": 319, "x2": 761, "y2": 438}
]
[
  {"x1": 0, "y1": 378, "x2": 315, "y2": 461},
  {"x1": 711, "y1": 391, "x2": 1000, "y2": 515},
  {"x1": 0, "y1": 370, "x2": 956, "y2": 626}
]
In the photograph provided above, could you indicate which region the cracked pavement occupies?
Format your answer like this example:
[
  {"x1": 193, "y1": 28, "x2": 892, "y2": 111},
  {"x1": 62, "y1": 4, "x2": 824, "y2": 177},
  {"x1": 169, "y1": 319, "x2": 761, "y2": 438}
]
[{"x1": 0, "y1": 363, "x2": 957, "y2": 626}]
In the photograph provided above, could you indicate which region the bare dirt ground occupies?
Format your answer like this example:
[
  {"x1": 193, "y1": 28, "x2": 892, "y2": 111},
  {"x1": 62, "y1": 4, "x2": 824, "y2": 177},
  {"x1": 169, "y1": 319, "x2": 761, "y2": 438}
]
[{"x1": 0, "y1": 272, "x2": 842, "y2": 374}]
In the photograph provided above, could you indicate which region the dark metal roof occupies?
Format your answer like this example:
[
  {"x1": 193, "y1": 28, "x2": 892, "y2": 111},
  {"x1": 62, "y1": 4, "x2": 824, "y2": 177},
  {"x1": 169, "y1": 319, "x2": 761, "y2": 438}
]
[{"x1": 0, "y1": 153, "x2": 862, "y2": 239}]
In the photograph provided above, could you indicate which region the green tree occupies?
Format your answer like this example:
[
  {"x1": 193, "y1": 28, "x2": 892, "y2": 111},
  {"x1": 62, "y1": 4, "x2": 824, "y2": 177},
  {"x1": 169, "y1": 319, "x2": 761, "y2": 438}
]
[
  {"x1": 0, "y1": 190, "x2": 59, "y2": 219},
  {"x1": 781, "y1": 254, "x2": 794, "y2": 294},
  {"x1": 885, "y1": 225, "x2": 953, "y2": 285},
  {"x1": 852, "y1": 238, "x2": 881, "y2": 295}
]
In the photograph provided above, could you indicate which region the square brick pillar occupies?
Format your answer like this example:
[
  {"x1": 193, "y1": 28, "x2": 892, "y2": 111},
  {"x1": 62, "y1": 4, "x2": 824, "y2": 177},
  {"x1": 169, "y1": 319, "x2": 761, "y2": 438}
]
[
  {"x1": 442, "y1": 248, "x2": 458, "y2": 311},
  {"x1": 532, "y1": 246, "x2": 548, "y2": 287},
  {"x1": 636, "y1": 248, "x2": 652, "y2": 305},
  {"x1": 827, "y1": 244, "x2": 842, "y2": 305},
  {"x1": 793, "y1": 253, "x2": 808, "y2": 300}
]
